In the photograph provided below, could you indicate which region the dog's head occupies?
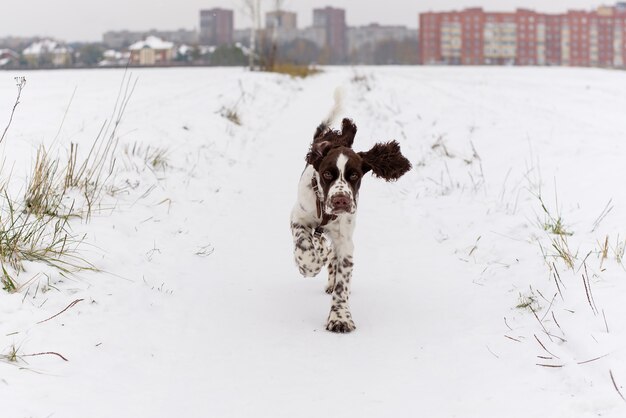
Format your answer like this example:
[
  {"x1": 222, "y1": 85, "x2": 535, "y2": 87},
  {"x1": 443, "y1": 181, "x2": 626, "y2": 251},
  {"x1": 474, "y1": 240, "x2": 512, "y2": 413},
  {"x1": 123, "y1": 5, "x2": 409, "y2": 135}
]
[{"x1": 306, "y1": 118, "x2": 412, "y2": 215}]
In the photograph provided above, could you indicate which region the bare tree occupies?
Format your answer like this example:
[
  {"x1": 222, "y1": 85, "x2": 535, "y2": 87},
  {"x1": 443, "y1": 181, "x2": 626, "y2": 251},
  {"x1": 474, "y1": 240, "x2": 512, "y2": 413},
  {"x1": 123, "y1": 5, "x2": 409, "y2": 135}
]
[
  {"x1": 241, "y1": 0, "x2": 262, "y2": 70},
  {"x1": 267, "y1": 0, "x2": 285, "y2": 69}
]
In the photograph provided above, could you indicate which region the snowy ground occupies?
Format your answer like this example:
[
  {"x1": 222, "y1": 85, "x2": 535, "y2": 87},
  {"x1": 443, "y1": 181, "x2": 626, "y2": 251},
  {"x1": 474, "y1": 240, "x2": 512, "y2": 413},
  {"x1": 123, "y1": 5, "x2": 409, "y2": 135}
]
[{"x1": 1, "y1": 66, "x2": 626, "y2": 417}]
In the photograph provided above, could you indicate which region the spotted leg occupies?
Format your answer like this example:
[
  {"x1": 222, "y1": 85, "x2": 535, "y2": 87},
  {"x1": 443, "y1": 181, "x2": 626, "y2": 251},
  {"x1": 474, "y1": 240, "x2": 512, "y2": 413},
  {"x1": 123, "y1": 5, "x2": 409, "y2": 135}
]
[
  {"x1": 291, "y1": 222, "x2": 330, "y2": 278},
  {"x1": 326, "y1": 240, "x2": 355, "y2": 333},
  {"x1": 325, "y1": 253, "x2": 338, "y2": 294}
]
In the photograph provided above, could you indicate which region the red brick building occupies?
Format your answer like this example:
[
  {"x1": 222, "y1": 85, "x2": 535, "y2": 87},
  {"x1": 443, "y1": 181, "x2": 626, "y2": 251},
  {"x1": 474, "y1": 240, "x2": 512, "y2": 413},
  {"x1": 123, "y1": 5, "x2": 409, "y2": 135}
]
[{"x1": 419, "y1": 3, "x2": 626, "y2": 68}]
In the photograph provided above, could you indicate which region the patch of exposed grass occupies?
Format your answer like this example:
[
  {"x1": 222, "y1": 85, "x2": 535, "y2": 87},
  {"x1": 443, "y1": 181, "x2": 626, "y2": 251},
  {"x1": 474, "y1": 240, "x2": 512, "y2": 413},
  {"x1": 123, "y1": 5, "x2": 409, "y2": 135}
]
[
  {"x1": 534, "y1": 193, "x2": 577, "y2": 270},
  {"x1": 219, "y1": 105, "x2": 241, "y2": 126},
  {"x1": 0, "y1": 72, "x2": 136, "y2": 293},
  {"x1": 123, "y1": 143, "x2": 169, "y2": 171},
  {"x1": 147, "y1": 148, "x2": 169, "y2": 170},
  {"x1": 0, "y1": 191, "x2": 92, "y2": 276},
  {"x1": 543, "y1": 217, "x2": 572, "y2": 237},
  {"x1": 537, "y1": 194, "x2": 573, "y2": 237},
  {"x1": 266, "y1": 63, "x2": 320, "y2": 78},
  {"x1": 550, "y1": 234, "x2": 576, "y2": 270},
  {"x1": 516, "y1": 292, "x2": 540, "y2": 311},
  {"x1": 3, "y1": 344, "x2": 20, "y2": 362},
  {"x1": 63, "y1": 73, "x2": 136, "y2": 216},
  {"x1": 24, "y1": 146, "x2": 65, "y2": 217},
  {"x1": 1, "y1": 264, "x2": 16, "y2": 292}
]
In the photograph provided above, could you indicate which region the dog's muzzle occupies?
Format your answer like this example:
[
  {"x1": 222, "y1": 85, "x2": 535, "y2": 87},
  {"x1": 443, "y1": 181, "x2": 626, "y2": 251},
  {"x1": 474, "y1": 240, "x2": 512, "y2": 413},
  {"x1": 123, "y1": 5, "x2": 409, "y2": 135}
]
[{"x1": 328, "y1": 193, "x2": 355, "y2": 214}]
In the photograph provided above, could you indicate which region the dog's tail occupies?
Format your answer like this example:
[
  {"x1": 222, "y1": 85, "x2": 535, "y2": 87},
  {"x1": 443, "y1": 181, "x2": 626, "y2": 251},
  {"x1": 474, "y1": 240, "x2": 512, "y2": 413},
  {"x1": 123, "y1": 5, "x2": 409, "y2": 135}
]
[{"x1": 313, "y1": 87, "x2": 344, "y2": 139}]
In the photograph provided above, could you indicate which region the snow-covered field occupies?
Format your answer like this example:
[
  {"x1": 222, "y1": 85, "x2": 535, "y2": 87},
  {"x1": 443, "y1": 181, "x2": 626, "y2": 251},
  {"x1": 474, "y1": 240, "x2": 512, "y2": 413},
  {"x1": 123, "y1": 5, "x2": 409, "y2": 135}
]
[{"x1": 1, "y1": 65, "x2": 626, "y2": 417}]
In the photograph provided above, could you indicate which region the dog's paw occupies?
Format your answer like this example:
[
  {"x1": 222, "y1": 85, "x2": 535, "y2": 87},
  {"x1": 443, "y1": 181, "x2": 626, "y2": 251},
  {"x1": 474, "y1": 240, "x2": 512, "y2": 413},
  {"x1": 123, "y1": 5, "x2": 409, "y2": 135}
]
[
  {"x1": 326, "y1": 310, "x2": 356, "y2": 333},
  {"x1": 326, "y1": 318, "x2": 356, "y2": 333}
]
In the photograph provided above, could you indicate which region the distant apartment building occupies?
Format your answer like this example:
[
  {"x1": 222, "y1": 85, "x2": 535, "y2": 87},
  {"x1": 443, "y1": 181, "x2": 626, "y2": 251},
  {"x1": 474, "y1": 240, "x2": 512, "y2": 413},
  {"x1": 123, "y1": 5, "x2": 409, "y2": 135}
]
[
  {"x1": 238, "y1": 8, "x2": 337, "y2": 53},
  {"x1": 348, "y1": 24, "x2": 417, "y2": 52},
  {"x1": 200, "y1": 8, "x2": 234, "y2": 46},
  {"x1": 419, "y1": 3, "x2": 626, "y2": 68},
  {"x1": 300, "y1": 26, "x2": 327, "y2": 48},
  {"x1": 236, "y1": 10, "x2": 416, "y2": 64},
  {"x1": 313, "y1": 7, "x2": 347, "y2": 63},
  {"x1": 348, "y1": 24, "x2": 418, "y2": 64},
  {"x1": 233, "y1": 29, "x2": 252, "y2": 45},
  {"x1": 266, "y1": 10, "x2": 297, "y2": 30},
  {"x1": 103, "y1": 29, "x2": 197, "y2": 49},
  {"x1": 128, "y1": 36, "x2": 175, "y2": 65},
  {"x1": 265, "y1": 10, "x2": 300, "y2": 45}
]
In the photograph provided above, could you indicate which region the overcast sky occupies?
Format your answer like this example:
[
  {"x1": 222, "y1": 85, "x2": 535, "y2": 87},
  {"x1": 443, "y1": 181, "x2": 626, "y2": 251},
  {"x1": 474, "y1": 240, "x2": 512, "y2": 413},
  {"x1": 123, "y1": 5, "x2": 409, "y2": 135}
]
[{"x1": 2, "y1": 0, "x2": 610, "y2": 42}]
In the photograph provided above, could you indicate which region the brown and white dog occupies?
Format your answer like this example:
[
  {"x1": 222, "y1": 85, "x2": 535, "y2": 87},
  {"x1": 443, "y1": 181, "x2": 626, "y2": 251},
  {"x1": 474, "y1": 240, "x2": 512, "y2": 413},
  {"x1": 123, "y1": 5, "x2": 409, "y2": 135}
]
[{"x1": 290, "y1": 117, "x2": 412, "y2": 333}]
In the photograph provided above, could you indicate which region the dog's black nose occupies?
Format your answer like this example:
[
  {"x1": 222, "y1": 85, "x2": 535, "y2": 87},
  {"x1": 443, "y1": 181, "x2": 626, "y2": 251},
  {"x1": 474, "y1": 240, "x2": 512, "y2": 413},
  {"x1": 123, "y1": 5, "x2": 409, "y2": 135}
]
[{"x1": 331, "y1": 194, "x2": 351, "y2": 211}]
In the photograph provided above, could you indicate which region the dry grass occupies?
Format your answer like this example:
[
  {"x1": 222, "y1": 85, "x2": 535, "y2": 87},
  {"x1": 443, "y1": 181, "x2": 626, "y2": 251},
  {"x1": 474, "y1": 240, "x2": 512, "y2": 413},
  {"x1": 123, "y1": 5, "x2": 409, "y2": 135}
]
[
  {"x1": 0, "y1": 71, "x2": 136, "y2": 292},
  {"x1": 2, "y1": 344, "x2": 20, "y2": 363},
  {"x1": 546, "y1": 233, "x2": 576, "y2": 270},
  {"x1": 534, "y1": 193, "x2": 577, "y2": 270},
  {"x1": 24, "y1": 146, "x2": 65, "y2": 217},
  {"x1": 123, "y1": 143, "x2": 170, "y2": 171},
  {"x1": 1, "y1": 263, "x2": 16, "y2": 292},
  {"x1": 0, "y1": 190, "x2": 92, "y2": 276},
  {"x1": 266, "y1": 63, "x2": 321, "y2": 78},
  {"x1": 538, "y1": 194, "x2": 573, "y2": 237},
  {"x1": 145, "y1": 147, "x2": 169, "y2": 170},
  {"x1": 543, "y1": 217, "x2": 573, "y2": 237},
  {"x1": 219, "y1": 105, "x2": 241, "y2": 126},
  {"x1": 63, "y1": 72, "x2": 136, "y2": 216},
  {"x1": 598, "y1": 235, "x2": 609, "y2": 269},
  {"x1": 516, "y1": 291, "x2": 540, "y2": 311}
]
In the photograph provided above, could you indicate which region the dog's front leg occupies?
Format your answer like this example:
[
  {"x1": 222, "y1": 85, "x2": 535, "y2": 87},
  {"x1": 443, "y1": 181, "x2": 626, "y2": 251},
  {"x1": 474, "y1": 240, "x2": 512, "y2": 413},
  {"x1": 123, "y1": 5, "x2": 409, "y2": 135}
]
[
  {"x1": 291, "y1": 222, "x2": 330, "y2": 277},
  {"x1": 325, "y1": 254, "x2": 338, "y2": 294},
  {"x1": 326, "y1": 238, "x2": 356, "y2": 333}
]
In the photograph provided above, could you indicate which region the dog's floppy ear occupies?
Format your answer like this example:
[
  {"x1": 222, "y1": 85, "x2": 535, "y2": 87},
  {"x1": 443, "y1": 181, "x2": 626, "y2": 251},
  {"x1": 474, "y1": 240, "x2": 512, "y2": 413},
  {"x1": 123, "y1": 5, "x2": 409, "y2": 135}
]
[
  {"x1": 340, "y1": 118, "x2": 357, "y2": 148},
  {"x1": 358, "y1": 141, "x2": 412, "y2": 181},
  {"x1": 306, "y1": 140, "x2": 332, "y2": 170}
]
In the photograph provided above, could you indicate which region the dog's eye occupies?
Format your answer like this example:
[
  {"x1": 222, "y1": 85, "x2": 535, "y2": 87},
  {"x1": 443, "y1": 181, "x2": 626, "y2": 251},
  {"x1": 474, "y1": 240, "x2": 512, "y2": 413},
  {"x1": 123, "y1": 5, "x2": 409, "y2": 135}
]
[
  {"x1": 322, "y1": 171, "x2": 333, "y2": 180},
  {"x1": 349, "y1": 173, "x2": 359, "y2": 181}
]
